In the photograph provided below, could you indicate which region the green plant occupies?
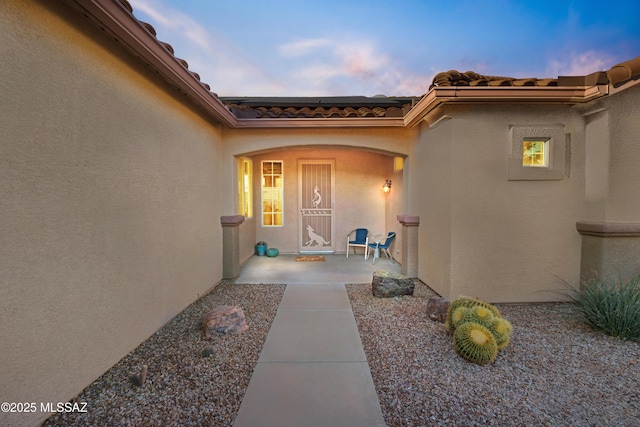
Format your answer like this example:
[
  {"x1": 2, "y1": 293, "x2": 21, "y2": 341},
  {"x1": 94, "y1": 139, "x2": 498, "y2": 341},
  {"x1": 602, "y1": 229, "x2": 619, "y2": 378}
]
[
  {"x1": 488, "y1": 317, "x2": 512, "y2": 349},
  {"x1": 445, "y1": 296, "x2": 502, "y2": 333},
  {"x1": 459, "y1": 305, "x2": 513, "y2": 349},
  {"x1": 453, "y1": 322, "x2": 498, "y2": 365},
  {"x1": 448, "y1": 306, "x2": 469, "y2": 331},
  {"x1": 446, "y1": 296, "x2": 513, "y2": 363},
  {"x1": 462, "y1": 305, "x2": 495, "y2": 326},
  {"x1": 568, "y1": 273, "x2": 640, "y2": 341}
]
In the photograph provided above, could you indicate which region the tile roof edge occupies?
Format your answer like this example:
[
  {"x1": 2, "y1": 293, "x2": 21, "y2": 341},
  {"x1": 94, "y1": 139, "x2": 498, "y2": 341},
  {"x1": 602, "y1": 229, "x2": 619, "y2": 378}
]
[
  {"x1": 60, "y1": 0, "x2": 237, "y2": 127},
  {"x1": 607, "y1": 56, "x2": 640, "y2": 88},
  {"x1": 430, "y1": 56, "x2": 640, "y2": 90},
  {"x1": 57, "y1": 1, "x2": 639, "y2": 128}
]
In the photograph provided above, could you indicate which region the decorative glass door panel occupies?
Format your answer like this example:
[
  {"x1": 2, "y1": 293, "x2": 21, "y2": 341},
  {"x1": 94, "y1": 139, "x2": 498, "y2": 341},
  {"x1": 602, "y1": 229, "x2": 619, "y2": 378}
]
[{"x1": 299, "y1": 160, "x2": 335, "y2": 253}]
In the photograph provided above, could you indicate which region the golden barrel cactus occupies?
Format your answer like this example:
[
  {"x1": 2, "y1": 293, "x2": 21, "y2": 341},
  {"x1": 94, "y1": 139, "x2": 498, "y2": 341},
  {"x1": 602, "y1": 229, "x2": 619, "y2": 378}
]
[{"x1": 453, "y1": 322, "x2": 499, "y2": 365}]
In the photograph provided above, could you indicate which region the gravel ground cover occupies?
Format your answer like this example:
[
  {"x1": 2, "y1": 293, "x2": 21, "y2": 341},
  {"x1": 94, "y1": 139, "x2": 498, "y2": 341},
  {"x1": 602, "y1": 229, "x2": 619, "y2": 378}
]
[
  {"x1": 346, "y1": 282, "x2": 640, "y2": 427},
  {"x1": 44, "y1": 280, "x2": 639, "y2": 426},
  {"x1": 44, "y1": 282, "x2": 285, "y2": 427}
]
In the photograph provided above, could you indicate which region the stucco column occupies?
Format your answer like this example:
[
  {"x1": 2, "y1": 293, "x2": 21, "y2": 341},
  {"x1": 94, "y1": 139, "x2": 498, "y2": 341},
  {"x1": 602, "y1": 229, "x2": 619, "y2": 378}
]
[
  {"x1": 221, "y1": 215, "x2": 245, "y2": 279},
  {"x1": 397, "y1": 214, "x2": 420, "y2": 278},
  {"x1": 576, "y1": 221, "x2": 640, "y2": 282}
]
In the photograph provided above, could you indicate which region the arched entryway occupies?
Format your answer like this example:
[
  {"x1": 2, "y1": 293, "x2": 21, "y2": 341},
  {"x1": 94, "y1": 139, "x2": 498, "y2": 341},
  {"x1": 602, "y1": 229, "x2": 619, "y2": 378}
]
[{"x1": 223, "y1": 142, "x2": 410, "y2": 275}]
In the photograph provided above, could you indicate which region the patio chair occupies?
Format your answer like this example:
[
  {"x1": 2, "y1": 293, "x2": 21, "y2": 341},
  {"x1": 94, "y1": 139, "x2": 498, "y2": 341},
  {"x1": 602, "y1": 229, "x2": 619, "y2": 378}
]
[
  {"x1": 346, "y1": 228, "x2": 369, "y2": 259},
  {"x1": 367, "y1": 231, "x2": 396, "y2": 264}
]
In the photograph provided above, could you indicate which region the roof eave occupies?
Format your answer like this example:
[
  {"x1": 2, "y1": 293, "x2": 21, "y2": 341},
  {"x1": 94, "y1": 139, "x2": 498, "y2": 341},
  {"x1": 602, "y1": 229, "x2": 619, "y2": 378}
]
[
  {"x1": 62, "y1": 0, "x2": 238, "y2": 127},
  {"x1": 404, "y1": 85, "x2": 609, "y2": 128},
  {"x1": 58, "y1": 0, "x2": 621, "y2": 131}
]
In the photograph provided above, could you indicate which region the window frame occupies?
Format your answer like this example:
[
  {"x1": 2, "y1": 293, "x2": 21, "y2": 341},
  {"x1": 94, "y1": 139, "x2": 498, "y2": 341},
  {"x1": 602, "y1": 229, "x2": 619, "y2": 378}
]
[
  {"x1": 508, "y1": 125, "x2": 567, "y2": 181},
  {"x1": 261, "y1": 160, "x2": 284, "y2": 227},
  {"x1": 522, "y1": 139, "x2": 549, "y2": 168},
  {"x1": 238, "y1": 157, "x2": 253, "y2": 218}
]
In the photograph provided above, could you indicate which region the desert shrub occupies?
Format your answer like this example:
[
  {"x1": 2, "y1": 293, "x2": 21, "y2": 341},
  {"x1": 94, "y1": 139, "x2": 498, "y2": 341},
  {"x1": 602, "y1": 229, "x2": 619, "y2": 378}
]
[{"x1": 569, "y1": 273, "x2": 640, "y2": 341}]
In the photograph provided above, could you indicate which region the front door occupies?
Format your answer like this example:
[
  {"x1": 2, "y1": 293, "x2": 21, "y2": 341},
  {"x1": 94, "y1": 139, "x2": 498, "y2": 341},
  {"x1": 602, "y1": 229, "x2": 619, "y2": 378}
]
[{"x1": 298, "y1": 160, "x2": 335, "y2": 253}]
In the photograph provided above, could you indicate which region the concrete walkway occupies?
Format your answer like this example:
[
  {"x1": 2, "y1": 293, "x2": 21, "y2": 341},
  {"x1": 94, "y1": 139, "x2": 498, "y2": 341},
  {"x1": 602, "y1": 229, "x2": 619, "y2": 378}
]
[{"x1": 233, "y1": 255, "x2": 393, "y2": 426}]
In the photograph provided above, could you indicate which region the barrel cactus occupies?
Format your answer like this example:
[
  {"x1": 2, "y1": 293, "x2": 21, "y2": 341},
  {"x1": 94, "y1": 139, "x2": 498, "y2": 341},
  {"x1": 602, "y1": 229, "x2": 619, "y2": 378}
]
[
  {"x1": 453, "y1": 322, "x2": 498, "y2": 365},
  {"x1": 488, "y1": 317, "x2": 513, "y2": 349},
  {"x1": 462, "y1": 305, "x2": 495, "y2": 327},
  {"x1": 445, "y1": 296, "x2": 502, "y2": 332},
  {"x1": 446, "y1": 296, "x2": 513, "y2": 363},
  {"x1": 449, "y1": 306, "x2": 469, "y2": 330}
]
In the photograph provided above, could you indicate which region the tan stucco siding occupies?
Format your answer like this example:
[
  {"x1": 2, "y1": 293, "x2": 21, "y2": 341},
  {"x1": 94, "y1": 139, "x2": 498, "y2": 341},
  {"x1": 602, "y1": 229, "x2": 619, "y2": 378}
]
[
  {"x1": 0, "y1": 2, "x2": 223, "y2": 425},
  {"x1": 602, "y1": 84, "x2": 640, "y2": 222},
  {"x1": 413, "y1": 105, "x2": 585, "y2": 302},
  {"x1": 412, "y1": 120, "x2": 453, "y2": 296},
  {"x1": 579, "y1": 84, "x2": 640, "y2": 281}
]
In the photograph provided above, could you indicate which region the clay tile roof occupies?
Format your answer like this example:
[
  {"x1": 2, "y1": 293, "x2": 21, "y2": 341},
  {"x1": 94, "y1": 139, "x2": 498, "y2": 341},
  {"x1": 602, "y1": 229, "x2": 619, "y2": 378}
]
[
  {"x1": 117, "y1": 0, "x2": 220, "y2": 99},
  {"x1": 430, "y1": 70, "x2": 556, "y2": 88},
  {"x1": 431, "y1": 56, "x2": 640, "y2": 90},
  {"x1": 118, "y1": 0, "x2": 133, "y2": 13},
  {"x1": 607, "y1": 56, "x2": 640, "y2": 87},
  {"x1": 220, "y1": 96, "x2": 420, "y2": 119},
  {"x1": 140, "y1": 21, "x2": 156, "y2": 36},
  {"x1": 101, "y1": 1, "x2": 640, "y2": 122}
]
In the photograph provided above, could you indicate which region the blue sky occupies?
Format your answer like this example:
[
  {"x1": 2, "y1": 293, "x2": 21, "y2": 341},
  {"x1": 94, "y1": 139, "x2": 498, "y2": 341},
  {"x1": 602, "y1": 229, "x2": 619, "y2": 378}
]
[{"x1": 128, "y1": 0, "x2": 640, "y2": 96}]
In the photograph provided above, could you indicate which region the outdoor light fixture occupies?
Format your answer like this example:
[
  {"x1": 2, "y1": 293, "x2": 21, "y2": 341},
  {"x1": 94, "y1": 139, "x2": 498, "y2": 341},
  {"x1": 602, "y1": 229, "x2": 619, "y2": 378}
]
[{"x1": 382, "y1": 179, "x2": 392, "y2": 193}]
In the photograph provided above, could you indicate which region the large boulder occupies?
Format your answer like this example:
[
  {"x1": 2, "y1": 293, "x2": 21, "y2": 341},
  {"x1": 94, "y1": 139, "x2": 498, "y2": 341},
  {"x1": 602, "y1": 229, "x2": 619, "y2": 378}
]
[
  {"x1": 372, "y1": 270, "x2": 415, "y2": 298},
  {"x1": 426, "y1": 296, "x2": 450, "y2": 323},
  {"x1": 202, "y1": 305, "x2": 249, "y2": 338}
]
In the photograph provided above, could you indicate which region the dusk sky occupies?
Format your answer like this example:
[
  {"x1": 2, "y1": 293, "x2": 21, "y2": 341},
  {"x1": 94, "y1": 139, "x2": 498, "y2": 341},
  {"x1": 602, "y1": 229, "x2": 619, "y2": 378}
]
[{"x1": 127, "y1": 0, "x2": 640, "y2": 97}]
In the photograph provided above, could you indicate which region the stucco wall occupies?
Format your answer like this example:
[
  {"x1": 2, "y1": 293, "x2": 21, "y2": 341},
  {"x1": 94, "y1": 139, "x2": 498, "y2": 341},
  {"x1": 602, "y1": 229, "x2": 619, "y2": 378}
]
[
  {"x1": 579, "y1": 84, "x2": 640, "y2": 280},
  {"x1": 601, "y1": 84, "x2": 640, "y2": 221},
  {"x1": 412, "y1": 104, "x2": 585, "y2": 302},
  {"x1": 412, "y1": 120, "x2": 453, "y2": 294},
  {"x1": 0, "y1": 2, "x2": 223, "y2": 425}
]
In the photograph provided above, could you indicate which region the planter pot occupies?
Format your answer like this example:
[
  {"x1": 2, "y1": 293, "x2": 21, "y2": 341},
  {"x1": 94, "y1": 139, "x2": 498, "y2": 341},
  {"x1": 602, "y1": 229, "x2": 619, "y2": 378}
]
[{"x1": 256, "y1": 244, "x2": 267, "y2": 256}]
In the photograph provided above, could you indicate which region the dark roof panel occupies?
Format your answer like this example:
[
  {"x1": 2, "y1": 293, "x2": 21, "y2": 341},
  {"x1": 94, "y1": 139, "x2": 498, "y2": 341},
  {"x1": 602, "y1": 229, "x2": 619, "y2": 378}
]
[{"x1": 220, "y1": 96, "x2": 419, "y2": 119}]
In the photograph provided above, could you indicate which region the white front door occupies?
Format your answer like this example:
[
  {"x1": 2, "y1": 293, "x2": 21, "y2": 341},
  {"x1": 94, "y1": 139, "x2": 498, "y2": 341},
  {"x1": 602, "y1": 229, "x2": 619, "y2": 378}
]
[{"x1": 298, "y1": 160, "x2": 335, "y2": 253}]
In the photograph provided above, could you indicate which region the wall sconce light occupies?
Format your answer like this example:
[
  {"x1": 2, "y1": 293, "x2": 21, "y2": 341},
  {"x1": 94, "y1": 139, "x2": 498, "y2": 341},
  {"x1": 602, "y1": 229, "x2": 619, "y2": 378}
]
[{"x1": 382, "y1": 179, "x2": 392, "y2": 193}]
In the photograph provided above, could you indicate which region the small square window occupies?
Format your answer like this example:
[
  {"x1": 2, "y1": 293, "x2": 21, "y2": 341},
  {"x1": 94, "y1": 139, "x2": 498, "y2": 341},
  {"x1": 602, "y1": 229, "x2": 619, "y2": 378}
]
[
  {"x1": 508, "y1": 125, "x2": 567, "y2": 181},
  {"x1": 522, "y1": 139, "x2": 549, "y2": 168}
]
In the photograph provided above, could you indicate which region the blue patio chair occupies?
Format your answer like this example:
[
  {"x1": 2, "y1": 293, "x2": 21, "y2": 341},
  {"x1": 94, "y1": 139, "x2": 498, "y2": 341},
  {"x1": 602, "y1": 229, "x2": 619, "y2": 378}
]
[
  {"x1": 346, "y1": 228, "x2": 369, "y2": 259},
  {"x1": 367, "y1": 231, "x2": 396, "y2": 264}
]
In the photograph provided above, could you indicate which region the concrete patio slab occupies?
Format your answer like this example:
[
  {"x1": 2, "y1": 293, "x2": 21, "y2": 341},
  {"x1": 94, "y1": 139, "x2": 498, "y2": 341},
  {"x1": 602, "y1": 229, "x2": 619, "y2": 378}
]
[{"x1": 233, "y1": 253, "x2": 400, "y2": 285}]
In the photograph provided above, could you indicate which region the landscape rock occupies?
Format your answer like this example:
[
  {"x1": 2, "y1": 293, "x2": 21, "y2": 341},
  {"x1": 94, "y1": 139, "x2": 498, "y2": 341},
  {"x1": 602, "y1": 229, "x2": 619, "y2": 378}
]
[
  {"x1": 372, "y1": 270, "x2": 415, "y2": 298},
  {"x1": 202, "y1": 305, "x2": 248, "y2": 338},
  {"x1": 426, "y1": 296, "x2": 450, "y2": 323}
]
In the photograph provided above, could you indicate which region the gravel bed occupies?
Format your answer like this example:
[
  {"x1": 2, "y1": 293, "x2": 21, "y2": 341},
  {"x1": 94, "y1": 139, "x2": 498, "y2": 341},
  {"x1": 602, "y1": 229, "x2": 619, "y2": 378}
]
[
  {"x1": 44, "y1": 282, "x2": 285, "y2": 427},
  {"x1": 44, "y1": 281, "x2": 639, "y2": 426},
  {"x1": 346, "y1": 282, "x2": 640, "y2": 427}
]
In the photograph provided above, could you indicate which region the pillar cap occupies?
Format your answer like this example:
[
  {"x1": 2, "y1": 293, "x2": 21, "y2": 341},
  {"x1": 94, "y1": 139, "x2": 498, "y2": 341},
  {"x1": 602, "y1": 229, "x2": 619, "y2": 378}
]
[
  {"x1": 397, "y1": 214, "x2": 420, "y2": 226},
  {"x1": 221, "y1": 215, "x2": 245, "y2": 227}
]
